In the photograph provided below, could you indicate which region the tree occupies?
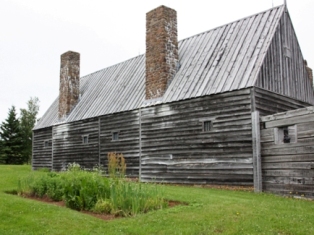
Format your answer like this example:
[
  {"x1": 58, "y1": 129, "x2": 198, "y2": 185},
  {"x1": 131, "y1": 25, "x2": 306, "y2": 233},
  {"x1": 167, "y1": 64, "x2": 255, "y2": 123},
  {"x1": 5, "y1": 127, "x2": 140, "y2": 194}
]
[
  {"x1": 0, "y1": 106, "x2": 23, "y2": 164},
  {"x1": 0, "y1": 137, "x2": 6, "y2": 164},
  {"x1": 20, "y1": 97, "x2": 40, "y2": 164}
]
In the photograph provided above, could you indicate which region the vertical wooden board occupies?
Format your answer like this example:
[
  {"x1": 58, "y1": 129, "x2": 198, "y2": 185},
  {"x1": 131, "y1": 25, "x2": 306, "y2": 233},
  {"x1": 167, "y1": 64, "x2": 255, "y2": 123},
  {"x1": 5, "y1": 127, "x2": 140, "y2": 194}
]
[
  {"x1": 171, "y1": 34, "x2": 206, "y2": 101},
  {"x1": 251, "y1": 111, "x2": 262, "y2": 192},
  {"x1": 255, "y1": 11, "x2": 314, "y2": 105},
  {"x1": 222, "y1": 16, "x2": 255, "y2": 92},
  {"x1": 196, "y1": 25, "x2": 231, "y2": 97}
]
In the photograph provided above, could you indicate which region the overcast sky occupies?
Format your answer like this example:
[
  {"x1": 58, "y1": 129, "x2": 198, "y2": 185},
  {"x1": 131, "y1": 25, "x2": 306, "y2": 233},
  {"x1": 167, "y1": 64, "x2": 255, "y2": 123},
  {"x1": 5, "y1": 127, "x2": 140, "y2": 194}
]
[{"x1": 1, "y1": 0, "x2": 313, "y2": 123}]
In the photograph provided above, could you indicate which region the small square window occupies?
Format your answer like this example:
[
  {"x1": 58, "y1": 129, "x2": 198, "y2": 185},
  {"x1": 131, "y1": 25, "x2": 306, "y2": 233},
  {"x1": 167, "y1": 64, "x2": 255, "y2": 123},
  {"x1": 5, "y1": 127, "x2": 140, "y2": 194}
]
[
  {"x1": 44, "y1": 140, "x2": 51, "y2": 148},
  {"x1": 203, "y1": 121, "x2": 212, "y2": 132},
  {"x1": 112, "y1": 132, "x2": 119, "y2": 141},
  {"x1": 275, "y1": 125, "x2": 297, "y2": 144},
  {"x1": 82, "y1": 135, "x2": 89, "y2": 144}
]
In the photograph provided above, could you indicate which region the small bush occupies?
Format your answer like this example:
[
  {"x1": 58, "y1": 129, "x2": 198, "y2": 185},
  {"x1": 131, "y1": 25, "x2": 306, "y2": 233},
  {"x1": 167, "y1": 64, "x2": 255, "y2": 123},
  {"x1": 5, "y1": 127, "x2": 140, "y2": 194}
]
[
  {"x1": 93, "y1": 199, "x2": 112, "y2": 214},
  {"x1": 46, "y1": 174, "x2": 64, "y2": 201},
  {"x1": 30, "y1": 175, "x2": 49, "y2": 197}
]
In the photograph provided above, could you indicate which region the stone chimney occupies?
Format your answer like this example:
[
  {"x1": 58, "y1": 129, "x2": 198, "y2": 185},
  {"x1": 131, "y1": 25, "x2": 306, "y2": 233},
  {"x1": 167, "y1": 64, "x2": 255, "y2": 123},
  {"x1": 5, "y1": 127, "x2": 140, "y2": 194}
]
[
  {"x1": 304, "y1": 60, "x2": 313, "y2": 88},
  {"x1": 58, "y1": 51, "x2": 80, "y2": 119},
  {"x1": 146, "y1": 5, "x2": 178, "y2": 100}
]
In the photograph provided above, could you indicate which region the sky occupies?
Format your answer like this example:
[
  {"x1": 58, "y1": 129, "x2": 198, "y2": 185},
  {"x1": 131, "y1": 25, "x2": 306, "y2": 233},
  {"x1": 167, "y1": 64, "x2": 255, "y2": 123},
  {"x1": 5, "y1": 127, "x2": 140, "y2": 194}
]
[{"x1": 1, "y1": 0, "x2": 314, "y2": 123}]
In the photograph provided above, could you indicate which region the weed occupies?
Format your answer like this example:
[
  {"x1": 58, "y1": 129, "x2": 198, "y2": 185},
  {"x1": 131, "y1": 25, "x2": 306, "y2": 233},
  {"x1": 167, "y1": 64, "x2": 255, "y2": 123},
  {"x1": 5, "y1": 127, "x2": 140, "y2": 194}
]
[{"x1": 107, "y1": 152, "x2": 126, "y2": 178}]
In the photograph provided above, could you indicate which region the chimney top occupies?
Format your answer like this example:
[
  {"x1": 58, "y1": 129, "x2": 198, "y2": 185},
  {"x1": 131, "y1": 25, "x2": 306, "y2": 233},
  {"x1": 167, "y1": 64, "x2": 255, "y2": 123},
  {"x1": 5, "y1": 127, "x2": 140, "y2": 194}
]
[
  {"x1": 145, "y1": 5, "x2": 178, "y2": 100},
  {"x1": 58, "y1": 51, "x2": 80, "y2": 119}
]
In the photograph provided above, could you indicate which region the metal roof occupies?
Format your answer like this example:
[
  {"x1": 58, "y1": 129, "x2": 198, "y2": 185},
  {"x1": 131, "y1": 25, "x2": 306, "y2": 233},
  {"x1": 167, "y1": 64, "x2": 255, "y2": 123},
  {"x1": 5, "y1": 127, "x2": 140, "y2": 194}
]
[{"x1": 34, "y1": 5, "x2": 285, "y2": 130}]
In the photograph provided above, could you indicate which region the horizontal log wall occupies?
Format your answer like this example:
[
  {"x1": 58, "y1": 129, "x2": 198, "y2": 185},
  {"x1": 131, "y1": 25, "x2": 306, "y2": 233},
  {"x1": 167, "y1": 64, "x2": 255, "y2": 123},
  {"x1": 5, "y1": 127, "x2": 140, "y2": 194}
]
[
  {"x1": 99, "y1": 110, "x2": 140, "y2": 177},
  {"x1": 52, "y1": 117, "x2": 99, "y2": 170},
  {"x1": 254, "y1": 87, "x2": 311, "y2": 116},
  {"x1": 141, "y1": 89, "x2": 254, "y2": 185},
  {"x1": 260, "y1": 107, "x2": 314, "y2": 198},
  {"x1": 32, "y1": 127, "x2": 52, "y2": 170}
]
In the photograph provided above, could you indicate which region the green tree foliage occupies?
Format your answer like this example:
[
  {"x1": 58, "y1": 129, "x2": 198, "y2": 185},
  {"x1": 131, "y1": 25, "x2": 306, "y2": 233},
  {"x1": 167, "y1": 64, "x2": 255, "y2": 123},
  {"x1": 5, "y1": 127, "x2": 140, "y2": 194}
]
[
  {"x1": 0, "y1": 106, "x2": 23, "y2": 164},
  {"x1": 19, "y1": 97, "x2": 40, "y2": 164},
  {"x1": 0, "y1": 137, "x2": 6, "y2": 164}
]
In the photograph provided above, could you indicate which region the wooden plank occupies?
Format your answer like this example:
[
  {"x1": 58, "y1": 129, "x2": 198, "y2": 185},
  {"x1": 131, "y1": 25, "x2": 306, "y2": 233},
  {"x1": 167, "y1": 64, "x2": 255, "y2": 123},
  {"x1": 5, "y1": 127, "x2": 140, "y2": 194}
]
[
  {"x1": 265, "y1": 113, "x2": 314, "y2": 128},
  {"x1": 252, "y1": 111, "x2": 262, "y2": 192},
  {"x1": 262, "y1": 154, "x2": 314, "y2": 163}
]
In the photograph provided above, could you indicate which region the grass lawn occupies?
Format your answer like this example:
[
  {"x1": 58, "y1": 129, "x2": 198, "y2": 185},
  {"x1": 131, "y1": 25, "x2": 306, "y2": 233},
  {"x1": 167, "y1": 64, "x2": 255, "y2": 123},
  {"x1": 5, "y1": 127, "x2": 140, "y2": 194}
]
[{"x1": 0, "y1": 165, "x2": 313, "y2": 235}]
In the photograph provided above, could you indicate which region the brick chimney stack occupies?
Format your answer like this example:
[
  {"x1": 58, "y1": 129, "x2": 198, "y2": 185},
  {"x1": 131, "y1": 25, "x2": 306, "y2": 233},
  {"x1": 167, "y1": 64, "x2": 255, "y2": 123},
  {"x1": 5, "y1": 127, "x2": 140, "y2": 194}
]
[
  {"x1": 304, "y1": 60, "x2": 313, "y2": 88},
  {"x1": 146, "y1": 5, "x2": 178, "y2": 100},
  {"x1": 58, "y1": 51, "x2": 80, "y2": 119}
]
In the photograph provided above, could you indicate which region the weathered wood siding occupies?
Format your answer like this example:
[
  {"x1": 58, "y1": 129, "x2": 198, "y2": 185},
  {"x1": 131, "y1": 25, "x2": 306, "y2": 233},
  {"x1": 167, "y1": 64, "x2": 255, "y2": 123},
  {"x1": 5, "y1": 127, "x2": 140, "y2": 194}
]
[
  {"x1": 260, "y1": 107, "x2": 314, "y2": 198},
  {"x1": 32, "y1": 127, "x2": 52, "y2": 169},
  {"x1": 141, "y1": 89, "x2": 254, "y2": 185},
  {"x1": 255, "y1": 11, "x2": 314, "y2": 104},
  {"x1": 253, "y1": 87, "x2": 312, "y2": 116},
  {"x1": 52, "y1": 118, "x2": 99, "y2": 170},
  {"x1": 99, "y1": 110, "x2": 140, "y2": 177}
]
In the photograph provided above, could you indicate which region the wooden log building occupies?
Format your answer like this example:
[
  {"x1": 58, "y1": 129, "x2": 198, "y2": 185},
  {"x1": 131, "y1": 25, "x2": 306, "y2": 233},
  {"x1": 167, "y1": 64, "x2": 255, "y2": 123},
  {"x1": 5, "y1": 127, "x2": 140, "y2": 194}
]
[
  {"x1": 33, "y1": 4, "x2": 314, "y2": 188},
  {"x1": 260, "y1": 106, "x2": 314, "y2": 198}
]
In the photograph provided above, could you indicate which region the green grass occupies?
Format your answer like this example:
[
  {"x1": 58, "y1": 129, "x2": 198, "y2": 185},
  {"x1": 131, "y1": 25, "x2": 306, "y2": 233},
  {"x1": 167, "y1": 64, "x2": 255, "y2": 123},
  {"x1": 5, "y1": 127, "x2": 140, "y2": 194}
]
[{"x1": 0, "y1": 165, "x2": 313, "y2": 235}]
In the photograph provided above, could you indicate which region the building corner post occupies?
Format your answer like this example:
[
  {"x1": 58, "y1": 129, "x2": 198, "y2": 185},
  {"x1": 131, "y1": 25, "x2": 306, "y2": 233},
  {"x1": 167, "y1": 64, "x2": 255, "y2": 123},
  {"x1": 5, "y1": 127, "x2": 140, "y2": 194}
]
[
  {"x1": 139, "y1": 108, "x2": 142, "y2": 182},
  {"x1": 252, "y1": 111, "x2": 262, "y2": 192}
]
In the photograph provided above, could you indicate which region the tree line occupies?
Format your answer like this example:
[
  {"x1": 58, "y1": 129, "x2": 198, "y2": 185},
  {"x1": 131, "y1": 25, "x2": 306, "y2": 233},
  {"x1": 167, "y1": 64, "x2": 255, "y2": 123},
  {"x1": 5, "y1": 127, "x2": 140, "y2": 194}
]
[{"x1": 0, "y1": 97, "x2": 39, "y2": 164}]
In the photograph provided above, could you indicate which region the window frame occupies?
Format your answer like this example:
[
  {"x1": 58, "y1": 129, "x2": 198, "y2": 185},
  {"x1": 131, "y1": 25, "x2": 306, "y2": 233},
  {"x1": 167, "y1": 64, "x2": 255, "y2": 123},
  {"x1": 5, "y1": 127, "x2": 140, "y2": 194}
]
[
  {"x1": 43, "y1": 139, "x2": 51, "y2": 148},
  {"x1": 82, "y1": 135, "x2": 89, "y2": 144},
  {"x1": 202, "y1": 120, "x2": 213, "y2": 132},
  {"x1": 274, "y1": 125, "x2": 297, "y2": 144},
  {"x1": 111, "y1": 131, "x2": 120, "y2": 141}
]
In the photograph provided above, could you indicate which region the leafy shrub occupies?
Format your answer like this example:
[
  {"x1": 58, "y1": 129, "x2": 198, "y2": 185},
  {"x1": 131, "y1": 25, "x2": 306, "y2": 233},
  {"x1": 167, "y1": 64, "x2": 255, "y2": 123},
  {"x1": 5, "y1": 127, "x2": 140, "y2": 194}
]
[
  {"x1": 93, "y1": 199, "x2": 112, "y2": 214},
  {"x1": 62, "y1": 167, "x2": 110, "y2": 211},
  {"x1": 18, "y1": 160, "x2": 167, "y2": 216},
  {"x1": 29, "y1": 175, "x2": 49, "y2": 197},
  {"x1": 46, "y1": 173, "x2": 64, "y2": 201}
]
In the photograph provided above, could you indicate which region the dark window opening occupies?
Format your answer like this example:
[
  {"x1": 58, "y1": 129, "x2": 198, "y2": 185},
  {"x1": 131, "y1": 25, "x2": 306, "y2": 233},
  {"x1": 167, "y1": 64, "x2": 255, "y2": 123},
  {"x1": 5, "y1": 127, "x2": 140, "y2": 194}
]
[
  {"x1": 44, "y1": 140, "x2": 51, "y2": 148},
  {"x1": 82, "y1": 135, "x2": 89, "y2": 144},
  {"x1": 203, "y1": 121, "x2": 212, "y2": 132},
  {"x1": 112, "y1": 132, "x2": 119, "y2": 141},
  {"x1": 275, "y1": 125, "x2": 297, "y2": 144},
  {"x1": 283, "y1": 127, "x2": 290, "y2": 143}
]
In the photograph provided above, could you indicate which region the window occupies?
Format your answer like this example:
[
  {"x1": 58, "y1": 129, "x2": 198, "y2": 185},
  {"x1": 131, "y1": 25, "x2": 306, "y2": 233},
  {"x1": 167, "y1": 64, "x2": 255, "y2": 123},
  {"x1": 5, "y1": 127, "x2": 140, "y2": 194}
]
[
  {"x1": 44, "y1": 140, "x2": 51, "y2": 148},
  {"x1": 82, "y1": 135, "x2": 89, "y2": 144},
  {"x1": 275, "y1": 125, "x2": 297, "y2": 144},
  {"x1": 203, "y1": 121, "x2": 212, "y2": 132},
  {"x1": 112, "y1": 132, "x2": 119, "y2": 141},
  {"x1": 284, "y1": 45, "x2": 292, "y2": 58}
]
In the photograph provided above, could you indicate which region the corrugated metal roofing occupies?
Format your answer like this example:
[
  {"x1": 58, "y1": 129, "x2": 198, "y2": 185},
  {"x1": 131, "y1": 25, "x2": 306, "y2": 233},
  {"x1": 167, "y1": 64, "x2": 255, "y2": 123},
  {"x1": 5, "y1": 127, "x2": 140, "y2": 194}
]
[{"x1": 34, "y1": 5, "x2": 285, "y2": 130}]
